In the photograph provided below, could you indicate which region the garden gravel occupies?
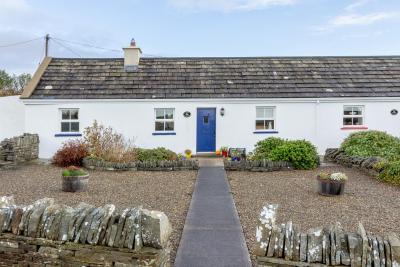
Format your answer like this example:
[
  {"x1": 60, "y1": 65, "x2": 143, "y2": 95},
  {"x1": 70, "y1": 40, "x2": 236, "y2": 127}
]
[
  {"x1": 228, "y1": 165, "x2": 400, "y2": 263},
  {"x1": 0, "y1": 164, "x2": 196, "y2": 264}
]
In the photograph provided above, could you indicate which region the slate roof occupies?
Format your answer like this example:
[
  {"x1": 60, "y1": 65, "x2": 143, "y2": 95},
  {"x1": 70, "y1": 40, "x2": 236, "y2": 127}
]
[{"x1": 29, "y1": 56, "x2": 400, "y2": 99}]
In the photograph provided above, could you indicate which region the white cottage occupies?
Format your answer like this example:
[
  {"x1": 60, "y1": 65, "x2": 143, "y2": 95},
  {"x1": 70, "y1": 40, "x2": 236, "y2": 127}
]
[{"x1": 20, "y1": 41, "x2": 400, "y2": 158}]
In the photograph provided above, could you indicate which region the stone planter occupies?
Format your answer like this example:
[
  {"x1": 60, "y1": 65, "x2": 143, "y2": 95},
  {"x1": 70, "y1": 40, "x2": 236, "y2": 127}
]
[
  {"x1": 316, "y1": 176, "x2": 345, "y2": 196},
  {"x1": 62, "y1": 174, "x2": 89, "y2": 192}
]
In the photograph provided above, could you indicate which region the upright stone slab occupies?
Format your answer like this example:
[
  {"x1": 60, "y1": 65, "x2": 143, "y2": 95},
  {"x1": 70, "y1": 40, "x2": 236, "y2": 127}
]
[
  {"x1": 284, "y1": 221, "x2": 294, "y2": 260},
  {"x1": 141, "y1": 209, "x2": 171, "y2": 249},
  {"x1": 307, "y1": 227, "x2": 323, "y2": 263},
  {"x1": 388, "y1": 234, "x2": 400, "y2": 267},
  {"x1": 357, "y1": 223, "x2": 368, "y2": 267},
  {"x1": 348, "y1": 233, "x2": 362, "y2": 267},
  {"x1": 255, "y1": 204, "x2": 278, "y2": 257}
]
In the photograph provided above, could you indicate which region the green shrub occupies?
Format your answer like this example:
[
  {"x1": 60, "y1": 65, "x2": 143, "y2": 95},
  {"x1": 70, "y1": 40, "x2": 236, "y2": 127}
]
[
  {"x1": 253, "y1": 137, "x2": 286, "y2": 160},
  {"x1": 340, "y1": 130, "x2": 400, "y2": 161},
  {"x1": 135, "y1": 147, "x2": 177, "y2": 162},
  {"x1": 268, "y1": 140, "x2": 319, "y2": 170},
  {"x1": 378, "y1": 161, "x2": 400, "y2": 185},
  {"x1": 62, "y1": 166, "x2": 88, "y2": 177}
]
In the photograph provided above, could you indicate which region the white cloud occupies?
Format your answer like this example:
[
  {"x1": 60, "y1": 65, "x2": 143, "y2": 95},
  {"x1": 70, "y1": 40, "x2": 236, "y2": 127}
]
[
  {"x1": 344, "y1": 0, "x2": 371, "y2": 11},
  {"x1": 330, "y1": 12, "x2": 397, "y2": 26},
  {"x1": 168, "y1": 0, "x2": 295, "y2": 11}
]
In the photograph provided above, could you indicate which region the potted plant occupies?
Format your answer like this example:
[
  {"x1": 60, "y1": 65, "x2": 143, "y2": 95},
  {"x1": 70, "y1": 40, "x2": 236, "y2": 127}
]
[
  {"x1": 62, "y1": 166, "x2": 89, "y2": 192},
  {"x1": 231, "y1": 150, "x2": 241, "y2": 162},
  {"x1": 221, "y1": 147, "x2": 228, "y2": 158},
  {"x1": 184, "y1": 149, "x2": 192, "y2": 159},
  {"x1": 216, "y1": 149, "x2": 221, "y2": 156},
  {"x1": 317, "y1": 172, "x2": 347, "y2": 196}
]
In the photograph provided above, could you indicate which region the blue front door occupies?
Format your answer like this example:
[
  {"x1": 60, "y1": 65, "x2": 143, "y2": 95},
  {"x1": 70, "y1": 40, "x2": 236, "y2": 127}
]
[{"x1": 196, "y1": 108, "x2": 216, "y2": 152}]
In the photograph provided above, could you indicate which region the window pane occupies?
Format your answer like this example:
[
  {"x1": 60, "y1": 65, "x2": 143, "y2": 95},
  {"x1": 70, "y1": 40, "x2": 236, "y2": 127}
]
[
  {"x1": 165, "y1": 109, "x2": 174, "y2": 119},
  {"x1": 155, "y1": 109, "x2": 164, "y2": 119},
  {"x1": 264, "y1": 108, "x2": 274, "y2": 118},
  {"x1": 203, "y1": 115, "x2": 209, "y2": 124},
  {"x1": 165, "y1": 121, "x2": 174, "y2": 131},
  {"x1": 70, "y1": 110, "x2": 79, "y2": 120},
  {"x1": 352, "y1": 107, "x2": 362, "y2": 115},
  {"x1": 343, "y1": 118, "x2": 353, "y2": 125},
  {"x1": 70, "y1": 122, "x2": 79, "y2": 132},
  {"x1": 155, "y1": 121, "x2": 164, "y2": 131},
  {"x1": 61, "y1": 122, "x2": 70, "y2": 132},
  {"x1": 353, "y1": 117, "x2": 363, "y2": 125},
  {"x1": 256, "y1": 120, "x2": 265, "y2": 130},
  {"x1": 256, "y1": 108, "x2": 265, "y2": 118},
  {"x1": 344, "y1": 107, "x2": 353, "y2": 116},
  {"x1": 265, "y1": 120, "x2": 275, "y2": 130},
  {"x1": 62, "y1": 110, "x2": 70, "y2": 120}
]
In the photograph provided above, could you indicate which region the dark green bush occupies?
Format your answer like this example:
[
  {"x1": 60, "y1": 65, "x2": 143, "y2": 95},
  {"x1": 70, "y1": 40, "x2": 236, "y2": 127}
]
[
  {"x1": 135, "y1": 147, "x2": 178, "y2": 162},
  {"x1": 252, "y1": 137, "x2": 319, "y2": 170},
  {"x1": 269, "y1": 140, "x2": 319, "y2": 170},
  {"x1": 253, "y1": 137, "x2": 286, "y2": 160},
  {"x1": 340, "y1": 130, "x2": 400, "y2": 161},
  {"x1": 378, "y1": 161, "x2": 400, "y2": 185}
]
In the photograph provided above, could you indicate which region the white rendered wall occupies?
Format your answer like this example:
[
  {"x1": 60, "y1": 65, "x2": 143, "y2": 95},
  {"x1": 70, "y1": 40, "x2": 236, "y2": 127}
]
[
  {"x1": 23, "y1": 98, "x2": 400, "y2": 159},
  {"x1": 0, "y1": 96, "x2": 25, "y2": 141}
]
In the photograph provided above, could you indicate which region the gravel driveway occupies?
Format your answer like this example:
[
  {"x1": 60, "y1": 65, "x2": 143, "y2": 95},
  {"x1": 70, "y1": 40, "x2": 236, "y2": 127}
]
[
  {"x1": 228, "y1": 165, "x2": 400, "y2": 262},
  {"x1": 0, "y1": 164, "x2": 197, "y2": 264}
]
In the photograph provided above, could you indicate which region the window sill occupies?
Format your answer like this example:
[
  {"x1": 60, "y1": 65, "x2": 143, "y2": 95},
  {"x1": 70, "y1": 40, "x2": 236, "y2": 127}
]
[
  {"x1": 340, "y1": 126, "x2": 368, "y2": 130},
  {"x1": 152, "y1": 132, "x2": 176, "y2": 136},
  {"x1": 55, "y1": 133, "x2": 82, "y2": 137},
  {"x1": 253, "y1": 131, "x2": 279, "y2": 134}
]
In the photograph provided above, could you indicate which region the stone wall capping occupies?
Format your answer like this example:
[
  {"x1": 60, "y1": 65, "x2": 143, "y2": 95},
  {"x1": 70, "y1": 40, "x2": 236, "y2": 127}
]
[
  {"x1": 0, "y1": 196, "x2": 171, "y2": 266},
  {"x1": 256, "y1": 203, "x2": 399, "y2": 267},
  {"x1": 224, "y1": 159, "x2": 292, "y2": 172}
]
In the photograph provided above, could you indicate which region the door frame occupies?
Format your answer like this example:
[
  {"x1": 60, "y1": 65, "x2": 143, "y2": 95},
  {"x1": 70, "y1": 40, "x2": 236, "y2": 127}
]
[{"x1": 196, "y1": 107, "x2": 217, "y2": 153}]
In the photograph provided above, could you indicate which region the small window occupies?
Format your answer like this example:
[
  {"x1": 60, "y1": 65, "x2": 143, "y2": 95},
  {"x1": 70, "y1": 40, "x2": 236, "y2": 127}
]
[
  {"x1": 60, "y1": 109, "x2": 79, "y2": 132},
  {"x1": 343, "y1": 106, "x2": 364, "y2": 126},
  {"x1": 255, "y1": 107, "x2": 275, "y2": 130},
  {"x1": 155, "y1": 108, "x2": 175, "y2": 132}
]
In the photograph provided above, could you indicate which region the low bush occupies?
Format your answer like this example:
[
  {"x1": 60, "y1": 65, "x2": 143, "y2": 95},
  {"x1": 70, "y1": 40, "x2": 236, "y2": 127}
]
[
  {"x1": 253, "y1": 137, "x2": 319, "y2": 170},
  {"x1": 52, "y1": 140, "x2": 88, "y2": 167},
  {"x1": 62, "y1": 166, "x2": 88, "y2": 177},
  {"x1": 340, "y1": 130, "x2": 400, "y2": 161},
  {"x1": 253, "y1": 137, "x2": 285, "y2": 160},
  {"x1": 378, "y1": 161, "x2": 400, "y2": 185},
  {"x1": 269, "y1": 140, "x2": 319, "y2": 170},
  {"x1": 135, "y1": 147, "x2": 177, "y2": 162}
]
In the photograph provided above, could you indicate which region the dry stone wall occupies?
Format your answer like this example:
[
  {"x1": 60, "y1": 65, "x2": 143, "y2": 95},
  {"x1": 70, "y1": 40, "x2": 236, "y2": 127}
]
[
  {"x1": 0, "y1": 196, "x2": 171, "y2": 266},
  {"x1": 224, "y1": 159, "x2": 292, "y2": 172},
  {"x1": 324, "y1": 148, "x2": 383, "y2": 177},
  {"x1": 255, "y1": 204, "x2": 400, "y2": 267},
  {"x1": 0, "y1": 133, "x2": 39, "y2": 170}
]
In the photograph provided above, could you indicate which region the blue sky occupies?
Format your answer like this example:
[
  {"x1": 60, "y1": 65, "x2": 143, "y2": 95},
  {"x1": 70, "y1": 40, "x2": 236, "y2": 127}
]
[{"x1": 0, "y1": 0, "x2": 399, "y2": 74}]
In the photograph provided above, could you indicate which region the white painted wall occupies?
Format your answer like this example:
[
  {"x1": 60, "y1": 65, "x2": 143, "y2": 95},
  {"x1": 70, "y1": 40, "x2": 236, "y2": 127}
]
[
  {"x1": 0, "y1": 96, "x2": 25, "y2": 141},
  {"x1": 23, "y1": 98, "x2": 400, "y2": 159}
]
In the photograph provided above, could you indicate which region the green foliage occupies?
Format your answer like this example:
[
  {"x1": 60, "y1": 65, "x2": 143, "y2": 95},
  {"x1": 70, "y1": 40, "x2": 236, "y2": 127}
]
[
  {"x1": 318, "y1": 172, "x2": 331, "y2": 180},
  {"x1": 0, "y1": 70, "x2": 31, "y2": 96},
  {"x1": 253, "y1": 137, "x2": 286, "y2": 160},
  {"x1": 62, "y1": 166, "x2": 87, "y2": 177},
  {"x1": 135, "y1": 147, "x2": 178, "y2": 162},
  {"x1": 253, "y1": 137, "x2": 319, "y2": 170},
  {"x1": 378, "y1": 161, "x2": 400, "y2": 185},
  {"x1": 268, "y1": 140, "x2": 319, "y2": 170},
  {"x1": 340, "y1": 130, "x2": 400, "y2": 161}
]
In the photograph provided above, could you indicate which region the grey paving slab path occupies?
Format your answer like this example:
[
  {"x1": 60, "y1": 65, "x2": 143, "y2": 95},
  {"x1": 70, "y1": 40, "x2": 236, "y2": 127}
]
[{"x1": 175, "y1": 159, "x2": 252, "y2": 267}]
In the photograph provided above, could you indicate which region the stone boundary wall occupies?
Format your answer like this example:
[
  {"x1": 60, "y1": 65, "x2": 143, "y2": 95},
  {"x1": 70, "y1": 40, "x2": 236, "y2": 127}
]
[
  {"x1": 324, "y1": 148, "x2": 383, "y2": 177},
  {"x1": 83, "y1": 157, "x2": 199, "y2": 171},
  {"x1": 0, "y1": 196, "x2": 171, "y2": 266},
  {"x1": 224, "y1": 159, "x2": 292, "y2": 172},
  {"x1": 0, "y1": 133, "x2": 39, "y2": 170},
  {"x1": 255, "y1": 204, "x2": 400, "y2": 267}
]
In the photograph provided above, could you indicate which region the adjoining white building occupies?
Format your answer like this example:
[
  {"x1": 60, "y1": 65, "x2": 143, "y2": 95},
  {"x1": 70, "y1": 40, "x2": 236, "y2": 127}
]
[{"x1": 20, "y1": 41, "x2": 400, "y2": 158}]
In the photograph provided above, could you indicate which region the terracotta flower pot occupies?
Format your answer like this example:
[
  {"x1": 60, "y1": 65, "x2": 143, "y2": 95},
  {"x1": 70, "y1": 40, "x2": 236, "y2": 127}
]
[
  {"x1": 62, "y1": 174, "x2": 89, "y2": 192},
  {"x1": 317, "y1": 176, "x2": 345, "y2": 196}
]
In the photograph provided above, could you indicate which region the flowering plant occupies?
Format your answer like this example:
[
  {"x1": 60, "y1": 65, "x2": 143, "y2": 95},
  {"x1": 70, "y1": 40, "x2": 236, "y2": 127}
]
[{"x1": 318, "y1": 172, "x2": 348, "y2": 181}]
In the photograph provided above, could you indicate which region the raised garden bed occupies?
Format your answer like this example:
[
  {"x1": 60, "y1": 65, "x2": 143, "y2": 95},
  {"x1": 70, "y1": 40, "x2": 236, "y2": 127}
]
[
  {"x1": 224, "y1": 159, "x2": 292, "y2": 172},
  {"x1": 83, "y1": 157, "x2": 199, "y2": 171}
]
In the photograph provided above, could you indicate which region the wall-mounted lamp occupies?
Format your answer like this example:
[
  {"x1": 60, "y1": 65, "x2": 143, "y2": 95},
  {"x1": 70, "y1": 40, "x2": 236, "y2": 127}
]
[{"x1": 220, "y1": 108, "x2": 225, "y2": 117}]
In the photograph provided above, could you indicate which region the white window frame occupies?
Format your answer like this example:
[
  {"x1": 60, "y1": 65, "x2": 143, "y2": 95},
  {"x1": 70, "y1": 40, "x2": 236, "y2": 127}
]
[
  {"x1": 343, "y1": 105, "x2": 365, "y2": 126},
  {"x1": 154, "y1": 108, "x2": 175, "y2": 132},
  {"x1": 60, "y1": 109, "x2": 80, "y2": 133},
  {"x1": 255, "y1": 106, "x2": 276, "y2": 131}
]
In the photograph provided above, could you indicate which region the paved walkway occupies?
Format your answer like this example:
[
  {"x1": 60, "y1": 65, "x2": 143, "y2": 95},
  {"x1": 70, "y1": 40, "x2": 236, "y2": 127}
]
[{"x1": 175, "y1": 159, "x2": 252, "y2": 267}]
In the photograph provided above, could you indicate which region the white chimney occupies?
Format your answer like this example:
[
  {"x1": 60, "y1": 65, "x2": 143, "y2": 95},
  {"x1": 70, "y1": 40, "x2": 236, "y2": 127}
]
[{"x1": 123, "y1": 38, "x2": 142, "y2": 71}]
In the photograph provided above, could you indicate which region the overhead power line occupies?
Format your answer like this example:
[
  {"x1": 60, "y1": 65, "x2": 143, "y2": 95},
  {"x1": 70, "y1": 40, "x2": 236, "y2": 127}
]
[
  {"x1": 0, "y1": 36, "x2": 43, "y2": 48},
  {"x1": 52, "y1": 37, "x2": 121, "y2": 53},
  {"x1": 51, "y1": 38, "x2": 82, "y2": 57}
]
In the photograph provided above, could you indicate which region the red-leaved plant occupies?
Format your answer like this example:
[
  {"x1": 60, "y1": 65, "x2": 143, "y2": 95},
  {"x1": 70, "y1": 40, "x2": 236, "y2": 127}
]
[{"x1": 52, "y1": 140, "x2": 89, "y2": 167}]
